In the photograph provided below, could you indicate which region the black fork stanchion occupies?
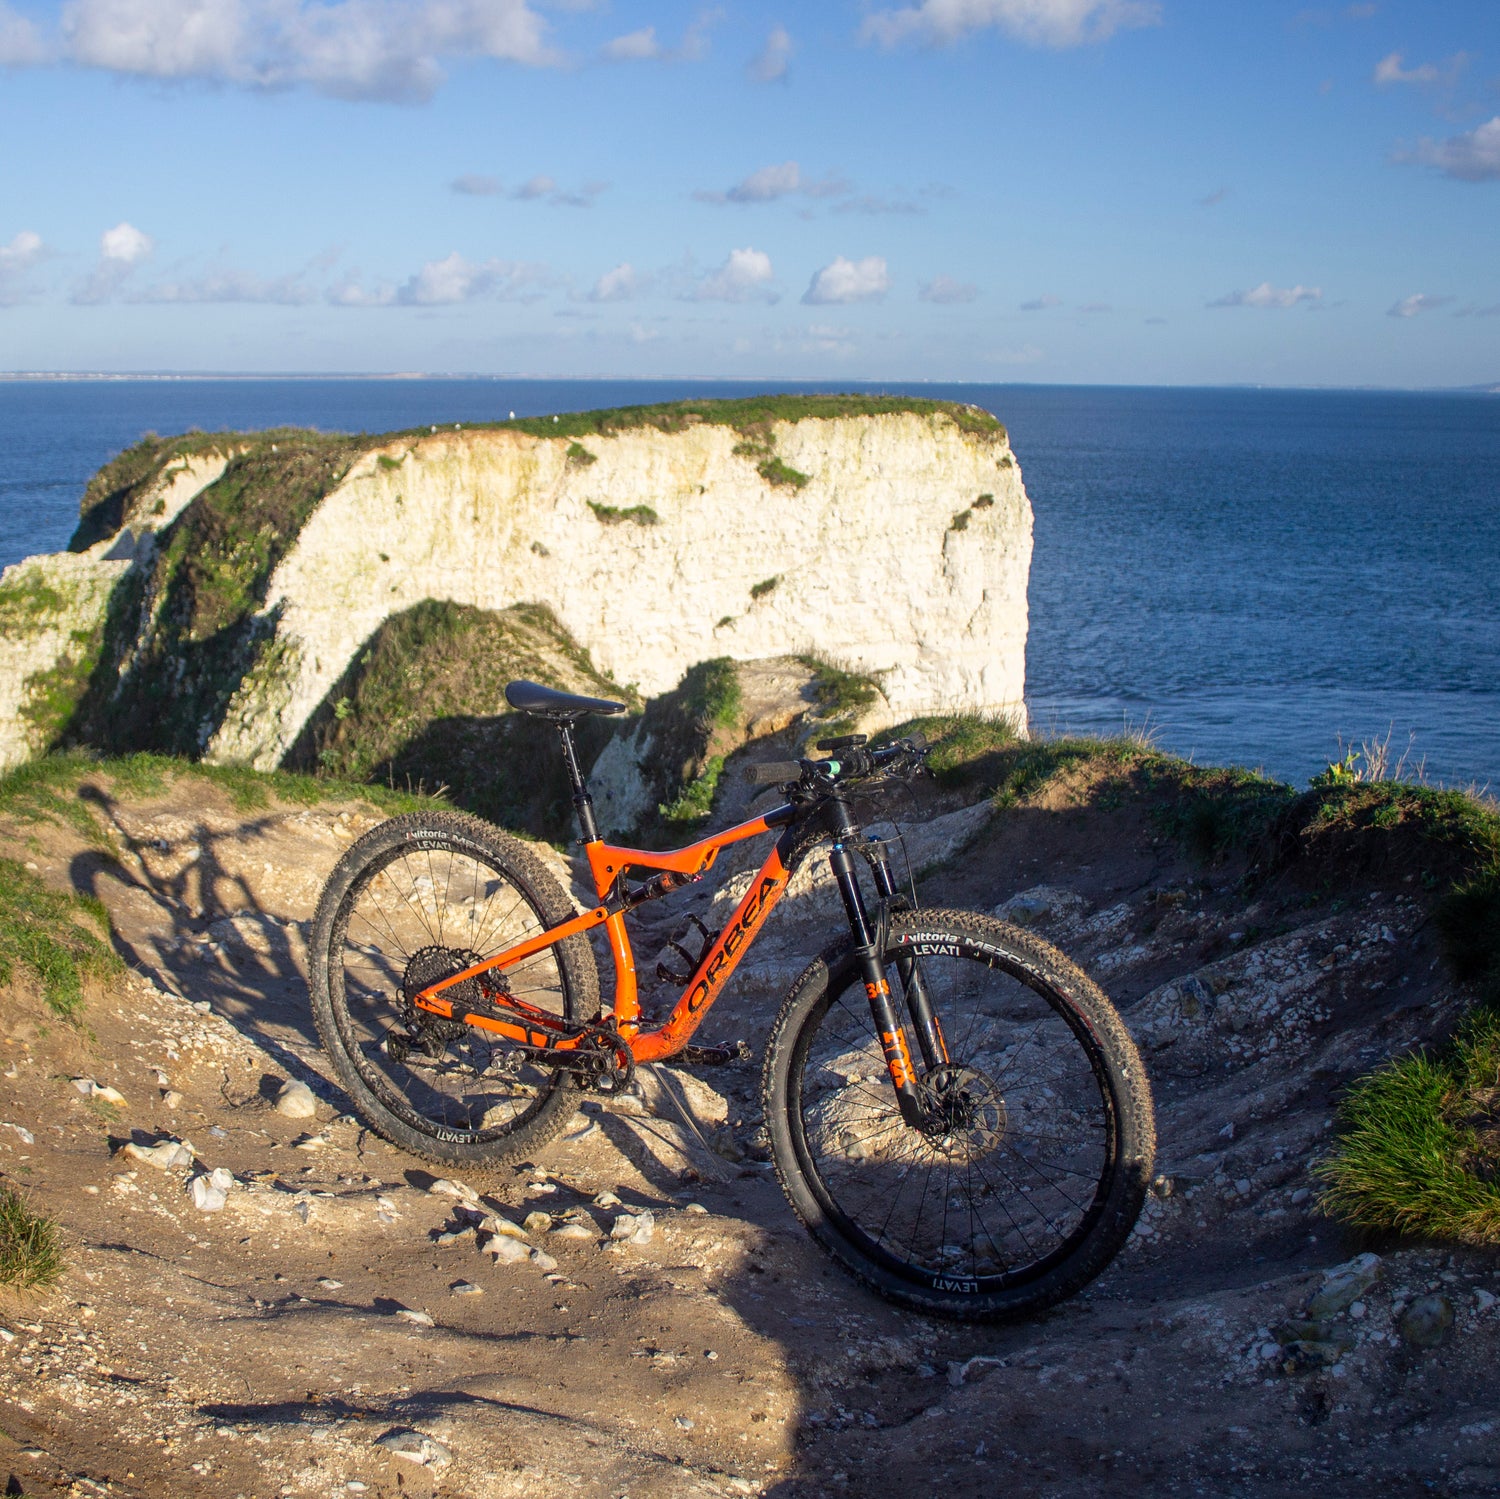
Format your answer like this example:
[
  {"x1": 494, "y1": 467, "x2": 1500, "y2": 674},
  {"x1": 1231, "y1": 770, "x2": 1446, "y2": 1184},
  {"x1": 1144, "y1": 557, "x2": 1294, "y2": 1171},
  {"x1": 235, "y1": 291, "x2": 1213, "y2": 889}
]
[
  {"x1": 826, "y1": 804, "x2": 926, "y2": 1128},
  {"x1": 865, "y1": 837, "x2": 950, "y2": 1071}
]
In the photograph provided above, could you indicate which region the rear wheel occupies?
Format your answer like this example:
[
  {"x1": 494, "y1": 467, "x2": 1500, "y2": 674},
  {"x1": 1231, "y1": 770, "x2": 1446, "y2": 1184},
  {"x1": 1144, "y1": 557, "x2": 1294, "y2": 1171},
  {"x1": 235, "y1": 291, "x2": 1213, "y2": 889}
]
[
  {"x1": 764, "y1": 909, "x2": 1154, "y2": 1320},
  {"x1": 309, "y1": 811, "x2": 599, "y2": 1166}
]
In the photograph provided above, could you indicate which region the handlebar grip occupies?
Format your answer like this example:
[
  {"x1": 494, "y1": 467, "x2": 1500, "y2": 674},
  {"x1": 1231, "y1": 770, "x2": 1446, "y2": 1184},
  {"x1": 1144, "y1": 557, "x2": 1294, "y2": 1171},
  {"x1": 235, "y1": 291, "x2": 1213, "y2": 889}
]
[{"x1": 744, "y1": 761, "x2": 804, "y2": 786}]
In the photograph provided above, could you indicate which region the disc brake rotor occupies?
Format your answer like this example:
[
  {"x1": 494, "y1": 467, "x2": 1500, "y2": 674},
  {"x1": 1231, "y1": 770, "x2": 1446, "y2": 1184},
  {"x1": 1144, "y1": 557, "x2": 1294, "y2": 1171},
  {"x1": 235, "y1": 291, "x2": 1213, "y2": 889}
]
[{"x1": 916, "y1": 1063, "x2": 1007, "y2": 1161}]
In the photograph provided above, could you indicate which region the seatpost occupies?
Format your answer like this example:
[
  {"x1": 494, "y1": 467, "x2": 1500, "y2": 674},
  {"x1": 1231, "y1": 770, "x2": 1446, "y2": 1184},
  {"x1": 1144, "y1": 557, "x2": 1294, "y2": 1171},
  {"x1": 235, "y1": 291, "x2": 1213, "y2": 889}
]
[{"x1": 556, "y1": 723, "x2": 601, "y2": 844}]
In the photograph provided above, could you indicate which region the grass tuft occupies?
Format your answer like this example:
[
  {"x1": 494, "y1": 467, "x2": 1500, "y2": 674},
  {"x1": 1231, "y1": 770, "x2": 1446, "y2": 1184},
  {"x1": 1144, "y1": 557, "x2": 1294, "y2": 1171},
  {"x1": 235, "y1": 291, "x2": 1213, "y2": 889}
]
[
  {"x1": 588, "y1": 501, "x2": 659, "y2": 527},
  {"x1": 0, "y1": 856, "x2": 122, "y2": 1018},
  {"x1": 0, "y1": 1187, "x2": 65, "y2": 1290},
  {"x1": 1317, "y1": 1010, "x2": 1500, "y2": 1244}
]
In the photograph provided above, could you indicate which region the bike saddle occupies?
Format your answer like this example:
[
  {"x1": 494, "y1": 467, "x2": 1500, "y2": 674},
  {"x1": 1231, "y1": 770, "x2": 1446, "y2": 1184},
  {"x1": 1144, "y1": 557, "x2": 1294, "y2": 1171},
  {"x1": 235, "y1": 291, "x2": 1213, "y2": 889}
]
[{"x1": 504, "y1": 679, "x2": 628, "y2": 722}]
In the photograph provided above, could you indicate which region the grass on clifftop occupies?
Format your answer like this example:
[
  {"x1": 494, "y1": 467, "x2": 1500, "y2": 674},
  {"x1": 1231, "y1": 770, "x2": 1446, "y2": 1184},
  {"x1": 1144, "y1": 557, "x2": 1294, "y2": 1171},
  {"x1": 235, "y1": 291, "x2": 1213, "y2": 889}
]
[
  {"x1": 0, "y1": 1186, "x2": 65, "y2": 1290},
  {"x1": 494, "y1": 393, "x2": 1005, "y2": 443}
]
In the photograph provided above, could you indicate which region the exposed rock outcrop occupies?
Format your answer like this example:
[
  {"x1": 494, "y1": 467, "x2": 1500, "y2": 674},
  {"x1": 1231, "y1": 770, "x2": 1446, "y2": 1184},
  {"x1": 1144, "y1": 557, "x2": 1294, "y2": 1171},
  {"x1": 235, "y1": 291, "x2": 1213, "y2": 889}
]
[{"x1": 0, "y1": 397, "x2": 1031, "y2": 779}]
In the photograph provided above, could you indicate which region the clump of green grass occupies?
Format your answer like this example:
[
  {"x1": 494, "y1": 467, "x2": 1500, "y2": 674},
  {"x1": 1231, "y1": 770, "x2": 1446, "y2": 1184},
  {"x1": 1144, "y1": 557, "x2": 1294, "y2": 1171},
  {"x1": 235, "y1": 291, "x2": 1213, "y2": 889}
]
[
  {"x1": 1317, "y1": 1009, "x2": 1500, "y2": 1244},
  {"x1": 0, "y1": 856, "x2": 122, "y2": 1018},
  {"x1": 659, "y1": 755, "x2": 726, "y2": 823},
  {"x1": 0, "y1": 568, "x2": 68, "y2": 634},
  {"x1": 492, "y1": 394, "x2": 1005, "y2": 443},
  {"x1": 0, "y1": 1186, "x2": 65, "y2": 1290},
  {"x1": 750, "y1": 576, "x2": 780, "y2": 601},
  {"x1": 756, "y1": 457, "x2": 810, "y2": 491},
  {"x1": 565, "y1": 441, "x2": 598, "y2": 467},
  {"x1": 588, "y1": 501, "x2": 659, "y2": 526},
  {"x1": 799, "y1": 655, "x2": 881, "y2": 733}
]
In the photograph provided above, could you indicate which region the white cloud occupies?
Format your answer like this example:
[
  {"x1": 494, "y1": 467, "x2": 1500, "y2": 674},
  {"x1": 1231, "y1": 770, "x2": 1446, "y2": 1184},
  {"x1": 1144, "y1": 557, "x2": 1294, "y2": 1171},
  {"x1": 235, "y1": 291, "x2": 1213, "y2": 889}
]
[
  {"x1": 832, "y1": 193, "x2": 921, "y2": 216},
  {"x1": 601, "y1": 25, "x2": 659, "y2": 59},
  {"x1": 0, "y1": 230, "x2": 44, "y2": 275},
  {"x1": 601, "y1": 9, "x2": 719, "y2": 65},
  {"x1": 688, "y1": 247, "x2": 777, "y2": 302},
  {"x1": 102, "y1": 221, "x2": 153, "y2": 263},
  {"x1": 1374, "y1": 51, "x2": 1436, "y2": 86},
  {"x1": 1455, "y1": 302, "x2": 1500, "y2": 319},
  {"x1": 589, "y1": 262, "x2": 641, "y2": 302},
  {"x1": 699, "y1": 160, "x2": 851, "y2": 206},
  {"x1": 135, "y1": 266, "x2": 315, "y2": 304},
  {"x1": 0, "y1": 2, "x2": 46, "y2": 63},
  {"x1": 1209, "y1": 281, "x2": 1323, "y2": 309},
  {"x1": 60, "y1": 0, "x2": 559, "y2": 103},
  {"x1": 919, "y1": 274, "x2": 978, "y2": 303},
  {"x1": 802, "y1": 255, "x2": 889, "y2": 305},
  {"x1": 509, "y1": 174, "x2": 606, "y2": 206},
  {"x1": 0, "y1": 229, "x2": 46, "y2": 305},
  {"x1": 1020, "y1": 293, "x2": 1061, "y2": 310},
  {"x1": 862, "y1": 0, "x2": 1160, "y2": 50},
  {"x1": 1400, "y1": 117, "x2": 1500, "y2": 182},
  {"x1": 452, "y1": 173, "x2": 502, "y2": 195},
  {"x1": 1373, "y1": 50, "x2": 1467, "y2": 88},
  {"x1": 72, "y1": 221, "x2": 154, "y2": 303},
  {"x1": 748, "y1": 22, "x2": 790, "y2": 81},
  {"x1": 330, "y1": 251, "x2": 547, "y2": 306},
  {"x1": 1387, "y1": 293, "x2": 1453, "y2": 319}
]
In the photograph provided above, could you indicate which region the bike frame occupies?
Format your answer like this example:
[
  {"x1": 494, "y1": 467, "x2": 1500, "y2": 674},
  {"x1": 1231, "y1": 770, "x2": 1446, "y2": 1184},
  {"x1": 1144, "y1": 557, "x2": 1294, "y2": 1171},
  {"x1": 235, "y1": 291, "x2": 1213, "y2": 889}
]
[
  {"x1": 408, "y1": 803, "x2": 800, "y2": 1062},
  {"x1": 406, "y1": 717, "x2": 946, "y2": 1120}
]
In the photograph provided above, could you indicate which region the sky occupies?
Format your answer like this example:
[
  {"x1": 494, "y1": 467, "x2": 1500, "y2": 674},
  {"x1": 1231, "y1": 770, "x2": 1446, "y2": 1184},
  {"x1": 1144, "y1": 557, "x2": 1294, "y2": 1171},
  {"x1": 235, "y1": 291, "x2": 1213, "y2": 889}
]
[{"x1": 0, "y1": 0, "x2": 1496, "y2": 385}]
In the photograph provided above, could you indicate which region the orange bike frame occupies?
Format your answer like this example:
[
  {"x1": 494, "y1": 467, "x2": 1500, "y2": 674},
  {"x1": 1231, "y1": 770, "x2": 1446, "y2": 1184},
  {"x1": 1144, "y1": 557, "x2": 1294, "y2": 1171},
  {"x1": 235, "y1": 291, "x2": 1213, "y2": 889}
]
[{"x1": 408, "y1": 809, "x2": 796, "y2": 1063}]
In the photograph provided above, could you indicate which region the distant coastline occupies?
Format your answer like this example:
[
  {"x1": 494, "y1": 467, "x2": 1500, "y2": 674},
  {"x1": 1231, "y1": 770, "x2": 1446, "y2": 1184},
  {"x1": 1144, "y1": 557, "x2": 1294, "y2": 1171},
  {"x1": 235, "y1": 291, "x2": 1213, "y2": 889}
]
[{"x1": 0, "y1": 372, "x2": 1496, "y2": 394}]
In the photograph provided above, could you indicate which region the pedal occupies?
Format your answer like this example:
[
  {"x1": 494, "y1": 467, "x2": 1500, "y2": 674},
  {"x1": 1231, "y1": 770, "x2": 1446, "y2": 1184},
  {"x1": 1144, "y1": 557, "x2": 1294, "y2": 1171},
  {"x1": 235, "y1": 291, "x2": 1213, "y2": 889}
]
[{"x1": 671, "y1": 1040, "x2": 753, "y2": 1068}]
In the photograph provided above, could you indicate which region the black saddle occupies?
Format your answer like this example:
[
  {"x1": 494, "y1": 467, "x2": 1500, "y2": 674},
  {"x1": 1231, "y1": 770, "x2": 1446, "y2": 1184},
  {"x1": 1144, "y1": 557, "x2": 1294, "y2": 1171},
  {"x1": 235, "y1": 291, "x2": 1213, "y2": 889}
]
[{"x1": 504, "y1": 679, "x2": 627, "y2": 722}]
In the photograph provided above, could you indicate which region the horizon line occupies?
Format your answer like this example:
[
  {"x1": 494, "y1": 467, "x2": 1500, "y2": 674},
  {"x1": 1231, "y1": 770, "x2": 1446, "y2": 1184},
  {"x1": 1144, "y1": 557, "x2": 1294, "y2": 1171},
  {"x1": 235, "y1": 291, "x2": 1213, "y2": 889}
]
[{"x1": 1, "y1": 371, "x2": 1497, "y2": 395}]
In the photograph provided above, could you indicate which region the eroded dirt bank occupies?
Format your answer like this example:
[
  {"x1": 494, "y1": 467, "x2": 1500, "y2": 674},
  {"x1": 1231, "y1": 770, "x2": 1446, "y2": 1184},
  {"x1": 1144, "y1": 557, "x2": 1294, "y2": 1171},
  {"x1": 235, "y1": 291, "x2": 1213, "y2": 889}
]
[{"x1": 2, "y1": 765, "x2": 1497, "y2": 1499}]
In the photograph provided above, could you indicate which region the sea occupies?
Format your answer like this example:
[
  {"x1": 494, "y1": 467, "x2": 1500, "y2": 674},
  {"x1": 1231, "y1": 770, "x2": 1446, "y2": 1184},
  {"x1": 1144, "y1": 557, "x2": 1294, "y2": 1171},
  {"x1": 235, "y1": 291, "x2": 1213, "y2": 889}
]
[{"x1": 1, "y1": 377, "x2": 1497, "y2": 792}]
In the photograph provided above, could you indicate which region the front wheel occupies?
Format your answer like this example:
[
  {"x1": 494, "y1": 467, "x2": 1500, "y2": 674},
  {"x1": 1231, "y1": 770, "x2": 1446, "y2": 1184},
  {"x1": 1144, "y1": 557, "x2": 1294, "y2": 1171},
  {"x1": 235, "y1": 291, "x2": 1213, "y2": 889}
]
[{"x1": 764, "y1": 910, "x2": 1155, "y2": 1321}]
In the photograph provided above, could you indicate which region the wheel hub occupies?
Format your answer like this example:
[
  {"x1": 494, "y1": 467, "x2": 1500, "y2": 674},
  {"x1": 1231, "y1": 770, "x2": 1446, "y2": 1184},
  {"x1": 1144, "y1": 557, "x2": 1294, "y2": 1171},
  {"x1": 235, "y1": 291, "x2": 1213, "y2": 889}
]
[{"x1": 916, "y1": 1064, "x2": 1006, "y2": 1161}]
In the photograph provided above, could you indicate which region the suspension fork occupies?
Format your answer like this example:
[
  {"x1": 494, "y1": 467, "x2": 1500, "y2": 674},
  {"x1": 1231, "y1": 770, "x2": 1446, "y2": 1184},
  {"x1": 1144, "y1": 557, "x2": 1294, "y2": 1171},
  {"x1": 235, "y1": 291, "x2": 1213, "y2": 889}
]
[
  {"x1": 825, "y1": 801, "x2": 925, "y2": 1127},
  {"x1": 863, "y1": 835, "x2": 950, "y2": 1072}
]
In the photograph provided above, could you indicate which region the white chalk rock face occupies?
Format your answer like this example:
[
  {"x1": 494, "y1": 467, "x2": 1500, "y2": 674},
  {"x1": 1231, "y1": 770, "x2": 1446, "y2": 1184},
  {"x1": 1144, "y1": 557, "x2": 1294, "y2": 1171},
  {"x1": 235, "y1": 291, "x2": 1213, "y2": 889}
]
[
  {"x1": 0, "y1": 451, "x2": 231, "y2": 772},
  {"x1": 0, "y1": 552, "x2": 129, "y2": 771},
  {"x1": 207, "y1": 412, "x2": 1033, "y2": 769}
]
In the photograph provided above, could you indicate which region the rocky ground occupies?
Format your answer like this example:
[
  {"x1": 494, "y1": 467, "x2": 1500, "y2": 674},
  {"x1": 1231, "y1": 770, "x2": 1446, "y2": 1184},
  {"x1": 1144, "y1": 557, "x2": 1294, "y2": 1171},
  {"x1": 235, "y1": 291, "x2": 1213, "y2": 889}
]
[{"x1": 2, "y1": 760, "x2": 1497, "y2": 1499}]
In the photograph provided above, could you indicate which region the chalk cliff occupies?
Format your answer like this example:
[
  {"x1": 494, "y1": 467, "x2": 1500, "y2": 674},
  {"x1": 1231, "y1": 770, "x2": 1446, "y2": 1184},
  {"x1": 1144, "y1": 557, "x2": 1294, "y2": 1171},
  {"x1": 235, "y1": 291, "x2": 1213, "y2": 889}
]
[{"x1": 0, "y1": 397, "x2": 1032, "y2": 783}]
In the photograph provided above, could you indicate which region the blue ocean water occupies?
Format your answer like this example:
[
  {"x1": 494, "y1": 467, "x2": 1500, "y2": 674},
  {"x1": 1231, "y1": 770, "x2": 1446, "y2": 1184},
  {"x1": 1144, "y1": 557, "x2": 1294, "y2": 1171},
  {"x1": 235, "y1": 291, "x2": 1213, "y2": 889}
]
[{"x1": 1, "y1": 377, "x2": 1496, "y2": 791}]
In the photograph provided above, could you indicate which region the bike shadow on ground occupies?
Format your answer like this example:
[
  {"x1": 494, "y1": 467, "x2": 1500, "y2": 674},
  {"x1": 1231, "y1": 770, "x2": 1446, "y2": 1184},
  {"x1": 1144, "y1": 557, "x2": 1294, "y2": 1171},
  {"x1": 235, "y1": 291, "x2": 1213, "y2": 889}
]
[{"x1": 65, "y1": 781, "x2": 353, "y2": 1105}]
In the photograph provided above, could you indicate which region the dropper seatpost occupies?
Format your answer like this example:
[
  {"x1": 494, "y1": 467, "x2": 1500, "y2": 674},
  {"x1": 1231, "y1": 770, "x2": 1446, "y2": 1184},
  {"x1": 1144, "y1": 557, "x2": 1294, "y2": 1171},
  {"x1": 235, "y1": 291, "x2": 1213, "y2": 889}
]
[{"x1": 556, "y1": 722, "x2": 601, "y2": 844}]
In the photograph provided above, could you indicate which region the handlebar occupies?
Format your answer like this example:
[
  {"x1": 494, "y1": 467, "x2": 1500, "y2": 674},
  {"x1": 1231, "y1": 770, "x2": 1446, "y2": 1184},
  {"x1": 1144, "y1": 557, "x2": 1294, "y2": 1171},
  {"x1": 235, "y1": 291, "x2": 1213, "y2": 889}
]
[{"x1": 743, "y1": 733, "x2": 931, "y2": 792}]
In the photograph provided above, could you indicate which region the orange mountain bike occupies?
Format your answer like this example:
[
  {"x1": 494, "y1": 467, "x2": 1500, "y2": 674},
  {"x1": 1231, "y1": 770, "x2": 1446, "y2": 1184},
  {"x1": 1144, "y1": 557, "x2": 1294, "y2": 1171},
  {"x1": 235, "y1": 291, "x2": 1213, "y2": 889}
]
[{"x1": 310, "y1": 680, "x2": 1155, "y2": 1320}]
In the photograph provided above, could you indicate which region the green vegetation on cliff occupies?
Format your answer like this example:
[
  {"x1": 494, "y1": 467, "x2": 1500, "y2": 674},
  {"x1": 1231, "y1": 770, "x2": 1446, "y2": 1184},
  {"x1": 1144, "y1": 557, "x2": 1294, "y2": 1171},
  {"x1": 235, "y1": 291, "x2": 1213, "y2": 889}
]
[
  {"x1": 493, "y1": 393, "x2": 1005, "y2": 443},
  {"x1": 68, "y1": 433, "x2": 363, "y2": 758},
  {"x1": 288, "y1": 599, "x2": 630, "y2": 841}
]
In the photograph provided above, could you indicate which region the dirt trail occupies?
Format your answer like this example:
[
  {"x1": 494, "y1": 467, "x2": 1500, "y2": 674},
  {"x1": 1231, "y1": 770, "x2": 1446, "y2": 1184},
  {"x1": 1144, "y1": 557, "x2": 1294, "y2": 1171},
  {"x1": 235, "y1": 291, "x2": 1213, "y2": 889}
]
[{"x1": 2, "y1": 770, "x2": 1498, "y2": 1499}]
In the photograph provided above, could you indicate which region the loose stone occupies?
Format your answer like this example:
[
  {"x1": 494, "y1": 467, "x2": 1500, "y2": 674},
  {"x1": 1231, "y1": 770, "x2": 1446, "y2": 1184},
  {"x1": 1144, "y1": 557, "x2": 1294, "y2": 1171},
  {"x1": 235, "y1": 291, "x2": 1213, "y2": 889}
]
[
  {"x1": 190, "y1": 1167, "x2": 234, "y2": 1212},
  {"x1": 530, "y1": 1248, "x2": 558, "y2": 1272},
  {"x1": 522, "y1": 1211, "x2": 553, "y2": 1235},
  {"x1": 1399, "y1": 1294, "x2": 1454, "y2": 1349},
  {"x1": 374, "y1": 1429, "x2": 451, "y2": 1468},
  {"x1": 485, "y1": 1234, "x2": 531, "y2": 1265},
  {"x1": 611, "y1": 1210, "x2": 656, "y2": 1247},
  {"x1": 393, "y1": 1308, "x2": 435, "y2": 1327},
  {"x1": 1308, "y1": 1253, "x2": 1382, "y2": 1319},
  {"x1": 275, "y1": 1078, "x2": 319, "y2": 1119}
]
